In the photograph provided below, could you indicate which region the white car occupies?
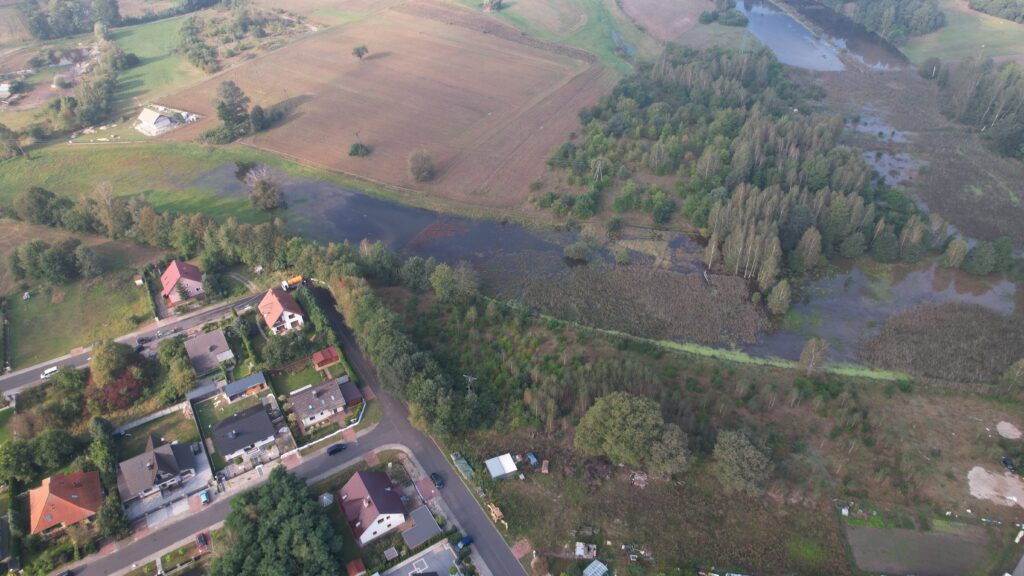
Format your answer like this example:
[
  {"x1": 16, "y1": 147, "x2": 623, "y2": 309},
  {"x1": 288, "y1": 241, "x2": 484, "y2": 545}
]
[{"x1": 40, "y1": 366, "x2": 58, "y2": 380}]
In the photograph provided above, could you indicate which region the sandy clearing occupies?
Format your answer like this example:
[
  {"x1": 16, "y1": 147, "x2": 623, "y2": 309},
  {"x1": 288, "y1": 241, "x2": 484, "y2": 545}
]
[
  {"x1": 997, "y1": 421, "x2": 1022, "y2": 440},
  {"x1": 967, "y1": 466, "x2": 1024, "y2": 508}
]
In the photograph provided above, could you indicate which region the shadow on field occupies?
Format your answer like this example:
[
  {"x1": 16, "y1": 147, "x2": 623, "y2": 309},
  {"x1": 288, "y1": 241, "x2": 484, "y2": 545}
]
[
  {"x1": 362, "y1": 51, "x2": 392, "y2": 61},
  {"x1": 268, "y1": 94, "x2": 314, "y2": 127}
]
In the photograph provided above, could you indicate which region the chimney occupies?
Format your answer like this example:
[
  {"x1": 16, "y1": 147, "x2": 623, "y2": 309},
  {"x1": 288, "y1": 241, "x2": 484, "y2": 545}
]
[
  {"x1": 363, "y1": 497, "x2": 370, "y2": 508},
  {"x1": 341, "y1": 493, "x2": 348, "y2": 501}
]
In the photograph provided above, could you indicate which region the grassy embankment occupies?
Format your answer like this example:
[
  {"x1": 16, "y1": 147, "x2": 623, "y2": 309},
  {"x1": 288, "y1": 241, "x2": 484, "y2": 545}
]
[{"x1": 903, "y1": 0, "x2": 1024, "y2": 63}]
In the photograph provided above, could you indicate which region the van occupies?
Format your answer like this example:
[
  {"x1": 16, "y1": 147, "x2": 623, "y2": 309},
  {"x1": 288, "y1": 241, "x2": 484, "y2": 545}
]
[{"x1": 40, "y1": 367, "x2": 58, "y2": 380}]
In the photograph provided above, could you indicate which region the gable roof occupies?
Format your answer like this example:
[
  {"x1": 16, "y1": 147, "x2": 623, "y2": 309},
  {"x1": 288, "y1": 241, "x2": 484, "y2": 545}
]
[
  {"x1": 29, "y1": 471, "x2": 104, "y2": 534},
  {"x1": 117, "y1": 435, "x2": 195, "y2": 499},
  {"x1": 339, "y1": 471, "x2": 405, "y2": 537},
  {"x1": 211, "y1": 405, "x2": 275, "y2": 457},
  {"x1": 258, "y1": 288, "x2": 304, "y2": 329},
  {"x1": 291, "y1": 380, "x2": 347, "y2": 421},
  {"x1": 311, "y1": 347, "x2": 339, "y2": 367},
  {"x1": 184, "y1": 329, "x2": 234, "y2": 375},
  {"x1": 223, "y1": 372, "x2": 267, "y2": 398},
  {"x1": 138, "y1": 108, "x2": 171, "y2": 126},
  {"x1": 401, "y1": 505, "x2": 442, "y2": 549},
  {"x1": 160, "y1": 260, "x2": 203, "y2": 297}
]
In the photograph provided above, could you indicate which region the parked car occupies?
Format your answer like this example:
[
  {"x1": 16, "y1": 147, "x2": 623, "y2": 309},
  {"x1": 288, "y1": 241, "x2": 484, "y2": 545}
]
[
  {"x1": 430, "y1": 472, "x2": 445, "y2": 489},
  {"x1": 199, "y1": 490, "x2": 210, "y2": 505},
  {"x1": 1002, "y1": 457, "x2": 1017, "y2": 473},
  {"x1": 196, "y1": 532, "x2": 208, "y2": 551},
  {"x1": 326, "y1": 443, "x2": 347, "y2": 456},
  {"x1": 456, "y1": 535, "x2": 474, "y2": 550},
  {"x1": 40, "y1": 366, "x2": 58, "y2": 380},
  {"x1": 55, "y1": 570, "x2": 74, "y2": 576}
]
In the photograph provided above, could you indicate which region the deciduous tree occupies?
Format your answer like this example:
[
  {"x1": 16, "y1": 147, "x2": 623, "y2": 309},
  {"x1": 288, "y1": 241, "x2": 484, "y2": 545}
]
[
  {"x1": 713, "y1": 430, "x2": 773, "y2": 495},
  {"x1": 799, "y1": 337, "x2": 830, "y2": 376}
]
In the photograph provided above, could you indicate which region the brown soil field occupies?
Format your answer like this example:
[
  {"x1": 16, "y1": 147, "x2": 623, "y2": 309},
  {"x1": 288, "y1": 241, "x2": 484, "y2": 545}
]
[
  {"x1": 159, "y1": 0, "x2": 614, "y2": 209},
  {"x1": 249, "y1": 0, "x2": 404, "y2": 24},
  {"x1": 617, "y1": 0, "x2": 711, "y2": 42},
  {"x1": 503, "y1": 0, "x2": 587, "y2": 35},
  {"x1": 0, "y1": 5, "x2": 29, "y2": 46},
  {"x1": 845, "y1": 524, "x2": 991, "y2": 576},
  {"x1": 0, "y1": 219, "x2": 164, "y2": 294},
  {"x1": 118, "y1": 0, "x2": 178, "y2": 19}
]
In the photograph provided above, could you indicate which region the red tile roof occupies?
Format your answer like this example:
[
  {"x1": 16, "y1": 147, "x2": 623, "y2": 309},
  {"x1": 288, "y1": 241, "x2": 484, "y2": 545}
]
[
  {"x1": 258, "y1": 288, "x2": 304, "y2": 329},
  {"x1": 339, "y1": 471, "x2": 405, "y2": 539},
  {"x1": 29, "y1": 471, "x2": 104, "y2": 534},
  {"x1": 346, "y1": 558, "x2": 367, "y2": 576},
  {"x1": 160, "y1": 260, "x2": 203, "y2": 297},
  {"x1": 311, "y1": 347, "x2": 339, "y2": 369}
]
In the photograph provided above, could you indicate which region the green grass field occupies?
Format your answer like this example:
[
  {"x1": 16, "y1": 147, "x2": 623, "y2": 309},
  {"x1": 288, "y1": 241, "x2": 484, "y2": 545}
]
[
  {"x1": 7, "y1": 270, "x2": 152, "y2": 367},
  {"x1": 117, "y1": 411, "x2": 201, "y2": 459},
  {"x1": 111, "y1": 15, "x2": 206, "y2": 110},
  {"x1": 269, "y1": 362, "x2": 325, "y2": 395},
  {"x1": 903, "y1": 0, "x2": 1024, "y2": 63},
  {"x1": 0, "y1": 408, "x2": 14, "y2": 444}
]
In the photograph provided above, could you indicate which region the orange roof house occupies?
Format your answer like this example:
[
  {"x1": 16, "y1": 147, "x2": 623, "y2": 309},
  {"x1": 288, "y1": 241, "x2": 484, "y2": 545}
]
[
  {"x1": 160, "y1": 260, "x2": 205, "y2": 305},
  {"x1": 29, "y1": 471, "x2": 104, "y2": 535},
  {"x1": 258, "y1": 288, "x2": 305, "y2": 335},
  {"x1": 311, "y1": 347, "x2": 340, "y2": 370}
]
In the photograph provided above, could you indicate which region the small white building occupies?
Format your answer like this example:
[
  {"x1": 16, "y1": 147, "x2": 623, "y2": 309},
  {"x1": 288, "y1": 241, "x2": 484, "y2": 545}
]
[
  {"x1": 485, "y1": 453, "x2": 518, "y2": 479},
  {"x1": 583, "y1": 560, "x2": 609, "y2": 576},
  {"x1": 135, "y1": 108, "x2": 176, "y2": 136}
]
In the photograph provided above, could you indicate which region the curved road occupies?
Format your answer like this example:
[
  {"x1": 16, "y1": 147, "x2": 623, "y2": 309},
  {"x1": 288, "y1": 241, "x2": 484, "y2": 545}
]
[{"x1": 21, "y1": 309, "x2": 526, "y2": 576}]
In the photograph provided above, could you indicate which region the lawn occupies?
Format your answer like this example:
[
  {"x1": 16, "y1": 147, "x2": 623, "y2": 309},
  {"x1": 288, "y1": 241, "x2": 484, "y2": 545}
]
[
  {"x1": 902, "y1": 0, "x2": 1024, "y2": 63},
  {"x1": 0, "y1": 408, "x2": 14, "y2": 445},
  {"x1": 194, "y1": 392, "x2": 265, "y2": 434},
  {"x1": 117, "y1": 411, "x2": 201, "y2": 460},
  {"x1": 7, "y1": 271, "x2": 152, "y2": 368},
  {"x1": 110, "y1": 15, "x2": 206, "y2": 110},
  {"x1": 160, "y1": 541, "x2": 199, "y2": 571},
  {"x1": 269, "y1": 362, "x2": 325, "y2": 395},
  {"x1": 124, "y1": 561, "x2": 159, "y2": 576}
]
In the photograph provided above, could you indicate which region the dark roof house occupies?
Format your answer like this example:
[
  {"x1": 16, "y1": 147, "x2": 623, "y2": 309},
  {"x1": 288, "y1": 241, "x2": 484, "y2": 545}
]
[
  {"x1": 223, "y1": 372, "x2": 268, "y2": 402},
  {"x1": 211, "y1": 405, "x2": 276, "y2": 461},
  {"x1": 184, "y1": 329, "x2": 235, "y2": 376},
  {"x1": 117, "y1": 435, "x2": 196, "y2": 502},
  {"x1": 339, "y1": 471, "x2": 406, "y2": 545}
]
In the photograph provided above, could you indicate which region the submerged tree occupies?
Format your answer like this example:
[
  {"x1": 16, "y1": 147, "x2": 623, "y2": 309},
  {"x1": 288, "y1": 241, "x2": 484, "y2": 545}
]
[
  {"x1": 799, "y1": 337, "x2": 830, "y2": 377},
  {"x1": 245, "y1": 165, "x2": 286, "y2": 212}
]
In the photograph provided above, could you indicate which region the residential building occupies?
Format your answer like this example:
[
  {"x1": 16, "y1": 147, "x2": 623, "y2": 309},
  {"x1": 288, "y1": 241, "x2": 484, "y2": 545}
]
[
  {"x1": 211, "y1": 405, "x2": 276, "y2": 462},
  {"x1": 258, "y1": 288, "x2": 305, "y2": 335},
  {"x1": 184, "y1": 329, "x2": 235, "y2": 376},
  {"x1": 160, "y1": 260, "x2": 204, "y2": 305},
  {"x1": 135, "y1": 108, "x2": 176, "y2": 136},
  {"x1": 29, "y1": 471, "x2": 103, "y2": 535},
  {"x1": 290, "y1": 375, "x2": 362, "y2": 430},
  {"x1": 311, "y1": 347, "x2": 340, "y2": 371},
  {"x1": 117, "y1": 435, "x2": 196, "y2": 502},
  {"x1": 401, "y1": 506, "x2": 442, "y2": 550},
  {"x1": 223, "y1": 372, "x2": 268, "y2": 403},
  {"x1": 339, "y1": 471, "x2": 406, "y2": 546}
]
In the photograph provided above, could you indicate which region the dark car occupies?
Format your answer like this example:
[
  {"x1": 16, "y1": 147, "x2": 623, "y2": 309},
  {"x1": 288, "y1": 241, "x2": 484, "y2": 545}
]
[
  {"x1": 326, "y1": 443, "x2": 347, "y2": 456},
  {"x1": 430, "y1": 472, "x2": 445, "y2": 489},
  {"x1": 456, "y1": 535, "x2": 474, "y2": 550},
  {"x1": 55, "y1": 570, "x2": 74, "y2": 576},
  {"x1": 1002, "y1": 457, "x2": 1016, "y2": 473},
  {"x1": 196, "y1": 532, "x2": 208, "y2": 550}
]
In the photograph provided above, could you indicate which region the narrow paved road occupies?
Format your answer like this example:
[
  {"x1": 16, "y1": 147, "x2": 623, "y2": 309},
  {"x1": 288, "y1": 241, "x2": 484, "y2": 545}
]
[
  {"x1": 65, "y1": 309, "x2": 527, "y2": 576},
  {"x1": 0, "y1": 294, "x2": 262, "y2": 396}
]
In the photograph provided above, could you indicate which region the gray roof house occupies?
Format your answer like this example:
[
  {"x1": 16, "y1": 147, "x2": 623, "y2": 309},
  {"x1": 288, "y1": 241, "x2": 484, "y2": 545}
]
[
  {"x1": 290, "y1": 376, "x2": 361, "y2": 431},
  {"x1": 117, "y1": 435, "x2": 196, "y2": 502},
  {"x1": 401, "y1": 506, "x2": 442, "y2": 550},
  {"x1": 223, "y1": 372, "x2": 269, "y2": 403},
  {"x1": 184, "y1": 329, "x2": 235, "y2": 376},
  {"x1": 210, "y1": 406, "x2": 276, "y2": 461}
]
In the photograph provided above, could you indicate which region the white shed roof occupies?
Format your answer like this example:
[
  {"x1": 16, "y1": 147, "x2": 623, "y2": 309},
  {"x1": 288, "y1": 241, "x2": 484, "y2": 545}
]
[
  {"x1": 485, "y1": 453, "x2": 517, "y2": 479},
  {"x1": 583, "y1": 560, "x2": 609, "y2": 576}
]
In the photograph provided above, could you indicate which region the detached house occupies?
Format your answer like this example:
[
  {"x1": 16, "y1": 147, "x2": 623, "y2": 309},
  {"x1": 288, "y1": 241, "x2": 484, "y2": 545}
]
[
  {"x1": 160, "y1": 260, "x2": 204, "y2": 306},
  {"x1": 29, "y1": 471, "x2": 103, "y2": 535},
  {"x1": 290, "y1": 375, "x2": 363, "y2": 433},
  {"x1": 117, "y1": 435, "x2": 196, "y2": 502},
  {"x1": 135, "y1": 108, "x2": 176, "y2": 136},
  {"x1": 258, "y1": 288, "x2": 305, "y2": 335},
  {"x1": 339, "y1": 471, "x2": 406, "y2": 546},
  {"x1": 211, "y1": 405, "x2": 276, "y2": 462}
]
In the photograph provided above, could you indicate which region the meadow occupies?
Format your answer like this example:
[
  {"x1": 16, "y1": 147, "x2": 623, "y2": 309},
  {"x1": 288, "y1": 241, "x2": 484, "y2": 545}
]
[
  {"x1": 903, "y1": 0, "x2": 1024, "y2": 63},
  {"x1": 0, "y1": 3, "x2": 28, "y2": 46},
  {"x1": 110, "y1": 16, "x2": 206, "y2": 111}
]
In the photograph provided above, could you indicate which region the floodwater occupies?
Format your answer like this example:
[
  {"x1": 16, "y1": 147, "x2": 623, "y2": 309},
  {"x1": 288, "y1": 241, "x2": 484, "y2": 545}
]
[
  {"x1": 194, "y1": 164, "x2": 572, "y2": 262},
  {"x1": 735, "y1": 0, "x2": 907, "y2": 72},
  {"x1": 736, "y1": 0, "x2": 844, "y2": 71},
  {"x1": 743, "y1": 262, "x2": 1018, "y2": 361}
]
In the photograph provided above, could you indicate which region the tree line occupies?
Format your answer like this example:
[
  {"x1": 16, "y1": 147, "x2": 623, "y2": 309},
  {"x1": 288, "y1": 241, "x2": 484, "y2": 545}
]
[
  {"x1": 922, "y1": 56, "x2": 1024, "y2": 161},
  {"x1": 19, "y1": 0, "x2": 119, "y2": 40},
  {"x1": 815, "y1": 0, "x2": 945, "y2": 44},
  {"x1": 968, "y1": 0, "x2": 1024, "y2": 22}
]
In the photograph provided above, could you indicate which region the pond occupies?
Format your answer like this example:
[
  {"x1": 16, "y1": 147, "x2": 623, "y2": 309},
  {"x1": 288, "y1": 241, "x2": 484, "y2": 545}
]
[
  {"x1": 743, "y1": 261, "x2": 1018, "y2": 361},
  {"x1": 735, "y1": 0, "x2": 907, "y2": 72}
]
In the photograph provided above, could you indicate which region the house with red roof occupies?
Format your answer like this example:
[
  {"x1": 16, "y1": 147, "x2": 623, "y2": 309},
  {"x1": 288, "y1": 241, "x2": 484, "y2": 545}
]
[
  {"x1": 29, "y1": 471, "x2": 104, "y2": 535},
  {"x1": 258, "y1": 288, "x2": 305, "y2": 335},
  {"x1": 311, "y1": 347, "x2": 340, "y2": 371},
  {"x1": 338, "y1": 471, "x2": 406, "y2": 546},
  {"x1": 160, "y1": 260, "x2": 204, "y2": 305}
]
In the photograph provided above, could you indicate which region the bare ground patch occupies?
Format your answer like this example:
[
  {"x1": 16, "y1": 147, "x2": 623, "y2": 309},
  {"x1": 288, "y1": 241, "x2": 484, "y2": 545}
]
[
  {"x1": 998, "y1": 421, "x2": 1022, "y2": 440},
  {"x1": 967, "y1": 466, "x2": 1024, "y2": 509},
  {"x1": 845, "y1": 524, "x2": 990, "y2": 576},
  {"x1": 161, "y1": 0, "x2": 612, "y2": 209}
]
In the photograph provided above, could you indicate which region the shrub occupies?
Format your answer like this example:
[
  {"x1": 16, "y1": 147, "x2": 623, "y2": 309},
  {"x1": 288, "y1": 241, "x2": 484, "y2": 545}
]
[
  {"x1": 349, "y1": 142, "x2": 372, "y2": 157},
  {"x1": 408, "y1": 150, "x2": 435, "y2": 182}
]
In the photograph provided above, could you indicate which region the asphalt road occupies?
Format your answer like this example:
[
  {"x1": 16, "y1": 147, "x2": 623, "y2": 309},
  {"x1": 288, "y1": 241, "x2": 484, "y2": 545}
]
[
  {"x1": 0, "y1": 294, "x2": 263, "y2": 396},
  {"x1": 55, "y1": 304, "x2": 527, "y2": 576}
]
